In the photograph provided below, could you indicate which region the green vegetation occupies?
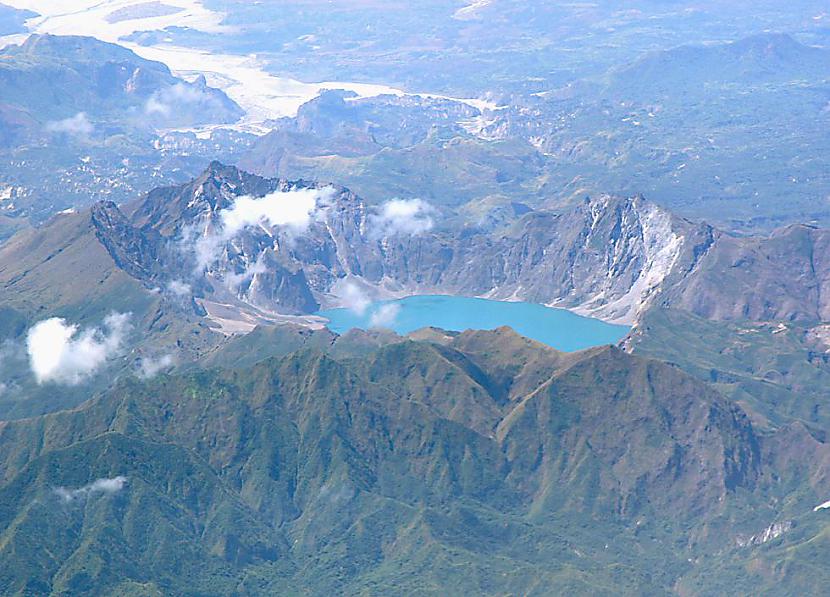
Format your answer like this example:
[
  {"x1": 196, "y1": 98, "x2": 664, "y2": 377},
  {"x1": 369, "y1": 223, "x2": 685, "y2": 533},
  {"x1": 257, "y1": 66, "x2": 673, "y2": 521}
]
[
  {"x1": 0, "y1": 328, "x2": 828, "y2": 595},
  {"x1": 630, "y1": 308, "x2": 830, "y2": 432}
]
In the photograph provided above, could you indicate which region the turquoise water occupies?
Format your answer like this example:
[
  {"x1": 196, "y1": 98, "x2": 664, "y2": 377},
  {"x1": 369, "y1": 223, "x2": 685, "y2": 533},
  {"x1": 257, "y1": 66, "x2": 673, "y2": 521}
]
[{"x1": 317, "y1": 295, "x2": 629, "y2": 352}]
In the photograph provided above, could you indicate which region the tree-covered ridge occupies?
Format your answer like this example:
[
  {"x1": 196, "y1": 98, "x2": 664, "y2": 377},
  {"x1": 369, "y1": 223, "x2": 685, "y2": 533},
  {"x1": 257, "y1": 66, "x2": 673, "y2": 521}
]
[{"x1": 1, "y1": 328, "x2": 829, "y2": 595}]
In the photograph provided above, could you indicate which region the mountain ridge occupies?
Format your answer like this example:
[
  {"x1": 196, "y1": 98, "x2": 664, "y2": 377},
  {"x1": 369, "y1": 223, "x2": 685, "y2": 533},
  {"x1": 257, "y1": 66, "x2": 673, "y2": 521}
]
[
  {"x1": 0, "y1": 34, "x2": 242, "y2": 134},
  {"x1": 3, "y1": 7, "x2": 830, "y2": 596},
  {"x1": 58, "y1": 163, "x2": 830, "y2": 328},
  {"x1": 0, "y1": 328, "x2": 828, "y2": 594}
]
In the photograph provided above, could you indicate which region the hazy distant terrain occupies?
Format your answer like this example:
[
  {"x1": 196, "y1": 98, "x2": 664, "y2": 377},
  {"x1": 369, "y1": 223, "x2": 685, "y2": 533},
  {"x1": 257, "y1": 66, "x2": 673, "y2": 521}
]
[{"x1": 0, "y1": 0, "x2": 829, "y2": 230}]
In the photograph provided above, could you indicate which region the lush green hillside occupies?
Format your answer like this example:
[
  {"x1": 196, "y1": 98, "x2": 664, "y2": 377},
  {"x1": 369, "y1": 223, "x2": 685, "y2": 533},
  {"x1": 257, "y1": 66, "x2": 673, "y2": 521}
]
[
  {"x1": 628, "y1": 308, "x2": 830, "y2": 432},
  {"x1": 0, "y1": 209, "x2": 221, "y2": 420},
  {"x1": 0, "y1": 328, "x2": 828, "y2": 595}
]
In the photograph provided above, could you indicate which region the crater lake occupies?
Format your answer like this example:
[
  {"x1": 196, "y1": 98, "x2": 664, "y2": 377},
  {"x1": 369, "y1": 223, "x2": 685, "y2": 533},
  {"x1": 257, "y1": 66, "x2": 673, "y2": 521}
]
[{"x1": 317, "y1": 295, "x2": 630, "y2": 352}]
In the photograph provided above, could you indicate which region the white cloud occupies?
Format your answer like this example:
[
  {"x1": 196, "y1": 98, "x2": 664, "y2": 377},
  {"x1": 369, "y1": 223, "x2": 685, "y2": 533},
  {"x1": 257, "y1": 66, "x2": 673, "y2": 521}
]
[
  {"x1": 145, "y1": 96, "x2": 170, "y2": 116},
  {"x1": 145, "y1": 82, "x2": 221, "y2": 117},
  {"x1": 339, "y1": 280, "x2": 371, "y2": 316},
  {"x1": 369, "y1": 303, "x2": 401, "y2": 329},
  {"x1": 45, "y1": 112, "x2": 94, "y2": 137},
  {"x1": 26, "y1": 313, "x2": 131, "y2": 385},
  {"x1": 225, "y1": 257, "x2": 268, "y2": 291},
  {"x1": 189, "y1": 186, "x2": 336, "y2": 271},
  {"x1": 370, "y1": 199, "x2": 435, "y2": 237},
  {"x1": 221, "y1": 187, "x2": 332, "y2": 236},
  {"x1": 55, "y1": 476, "x2": 127, "y2": 502},
  {"x1": 137, "y1": 353, "x2": 175, "y2": 379},
  {"x1": 167, "y1": 279, "x2": 192, "y2": 297}
]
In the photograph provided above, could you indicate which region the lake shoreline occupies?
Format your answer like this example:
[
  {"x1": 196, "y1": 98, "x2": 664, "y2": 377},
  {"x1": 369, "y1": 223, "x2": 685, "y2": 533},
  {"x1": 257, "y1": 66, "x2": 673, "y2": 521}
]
[{"x1": 316, "y1": 294, "x2": 630, "y2": 353}]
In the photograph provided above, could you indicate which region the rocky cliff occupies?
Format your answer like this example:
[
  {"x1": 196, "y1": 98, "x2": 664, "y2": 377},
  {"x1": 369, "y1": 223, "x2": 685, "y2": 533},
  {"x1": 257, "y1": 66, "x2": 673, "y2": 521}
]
[{"x1": 12, "y1": 162, "x2": 830, "y2": 329}]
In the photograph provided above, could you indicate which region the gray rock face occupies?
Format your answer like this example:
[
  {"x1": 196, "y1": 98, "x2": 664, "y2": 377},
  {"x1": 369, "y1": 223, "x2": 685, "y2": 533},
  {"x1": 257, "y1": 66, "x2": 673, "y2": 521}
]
[
  {"x1": 332, "y1": 194, "x2": 703, "y2": 324},
  {"x1": 660, "y1": 224, "x2": 830, "y2": 323},
  {"x1": 91, "y1": 163, "x2": 830, "y2": 326}
]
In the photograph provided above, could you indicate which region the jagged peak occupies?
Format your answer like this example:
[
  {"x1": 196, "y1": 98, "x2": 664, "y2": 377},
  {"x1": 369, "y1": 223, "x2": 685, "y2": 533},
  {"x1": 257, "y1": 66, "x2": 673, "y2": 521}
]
[
  {"x1": 90, "y1": 200, "x2": 130, "y2": 230},
  {"x1": 130, "y1": 161, "x2": 359, "y2": 236},
  {"x1": 192, "y1": 162, "x2": 330, "y2": 198},
  {"x1": 578, "y1": 193, "x2": 675, "y2": 228},
  {"x1": 190, "y1": 161, "x2": 251, "y2": 193},
  {"x1": 203, "y1": 160, "x2": 239, "y2": 178},
  {"x1": 587, "y1": 192, "x2": 660, "y2": 208}
]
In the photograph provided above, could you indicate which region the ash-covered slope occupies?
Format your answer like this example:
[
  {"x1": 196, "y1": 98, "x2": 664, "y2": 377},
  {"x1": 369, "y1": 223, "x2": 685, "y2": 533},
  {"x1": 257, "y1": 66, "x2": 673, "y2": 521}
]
[
  {"x1": 83, "y1": 163, "x2": 704, "y2": 325},
  {"x1": 0, "y1": 328, "x2": 824, "y2": 595},
  {"x1": 660, "y1": 223, "x2": 830, "y2": 322}
]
